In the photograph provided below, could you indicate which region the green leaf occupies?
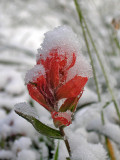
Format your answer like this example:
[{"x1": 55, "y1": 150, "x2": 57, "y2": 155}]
[
  {"x1": 15, "y1": 103, "x2": 63, "y2": 139},
  {"x1": 54, "y1": 141, "x2": 59, "y2": 160}
]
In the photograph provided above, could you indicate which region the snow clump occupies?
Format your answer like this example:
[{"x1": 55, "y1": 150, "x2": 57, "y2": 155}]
[
  {"x1": 25, "y1": 65, "x2": 45, "y2": 84},
  {"x1": 68, "y1": 131, "x2": 107, "y2": 160},
  {"x1": 37, "y1": 26, "x2": 92, "y2": 81}
]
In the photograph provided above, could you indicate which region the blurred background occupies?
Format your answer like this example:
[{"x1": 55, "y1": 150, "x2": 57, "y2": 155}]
[{"x1": 0, "y1": 0, "x2": 120, "y2": 160}]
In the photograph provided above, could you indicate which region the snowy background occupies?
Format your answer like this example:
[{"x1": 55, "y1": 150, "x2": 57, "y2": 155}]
[{"x1": 0, "y1": 0, "x2": 120, "y2": 160}]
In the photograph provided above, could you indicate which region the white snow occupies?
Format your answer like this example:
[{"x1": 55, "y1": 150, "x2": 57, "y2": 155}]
[
  {"x1": 0, "y1": 109, "x2": 6, "y2": 120},
  {"x1": 0, "y1": 69, "x2": 25, "y2": 95},
  {"x1": 25, "y1": 64, "x2": 45, "y2": 84},
  {"x1": 0, "y1": 150, "x2": 15, "y2": 159},
  {"x1": 0, "y1": 0, "x2": 120, "y2": 159},
  {"x1": 67, "y1": 130, "x2": 107, "y2": 160},
  {"x1": 37, "y1": 26, "x2": 92, "y2": 81},
  {"x1": 67, "y1": 55, "x2": 92, "y2": 81},
  {"x1": 87, "y1": 114, "x2": 120, "y2": 145},
  {"x1": 54, "y1": 140, "x2": 68, "y2": 160},
  {"x1": 110, "y1": 56, "x2": 120, "y2": 68},
  {"x1": 37, "y1": 26, "x2": 82, "y2": 61},
  {"x1": 17, "y1": 150, "x2": 36, "y2": 160},
  {"x1": 12, "y1": 137, "x2": 32, "y2": 152},
  {"x1": 0, "y1": 92, "x2": 29, "y2": 109},
  {"x1": 104, "y1": 102, "x2": 120, "y2": 123},
  {"x1": 0, "y1": 110, "x2": 36, "y2": 138},
  {"x1": 78, "y1": 87, "x2": 98, "y2": 106},
  {"x1": 14, "y1": 102, "x2": 39, "y2": 120},
  {"x1": 0, "y1": 67, "x2": 29, "y2": 109},
  {"x1": 39, "y1": 142, "x2": 49, "y2": 160}
]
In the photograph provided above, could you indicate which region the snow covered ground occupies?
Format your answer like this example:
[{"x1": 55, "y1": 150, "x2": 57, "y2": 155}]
[{"x1": 0, "y1": 0, "x2": 120, "y2": 159}]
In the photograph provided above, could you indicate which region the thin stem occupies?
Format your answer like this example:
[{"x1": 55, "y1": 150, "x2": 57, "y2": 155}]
[
  {"x1": 74, "y1": 0, "x2": 101, "y2": 102},
  {"x1": 74, "y1": 0, "x2": 120, "y2": 121},
  {"x1": 82, "y1": 14, "x2": 120, "y2": 120},
  {"x1": 101, "y1": 110, "x2": 105, "y2": 125},
  {"x1": 113, "y1": 31, "x2": 120, "y2": 52},
  {"x1": 101, "y1": 101, "x2": 112, "y2": 125},
  {"x1": 101, "y1": 103, "x2": 116, "y2": 159},
  {"x1": 59, "y1": 127, "x2": 71, "y2": 158},
  {"x1": 106, "y1": 138, "x2": 116, "y2": 160}
]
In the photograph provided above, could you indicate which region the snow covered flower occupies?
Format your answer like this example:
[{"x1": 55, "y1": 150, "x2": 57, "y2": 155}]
[{"x1": 25, "y1": 26, "x2": 92, "y2": 128}]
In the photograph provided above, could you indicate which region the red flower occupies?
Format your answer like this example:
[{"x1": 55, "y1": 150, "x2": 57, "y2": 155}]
[{"x1": 25, "y1": 26, "x2": 92, "y2": 127}]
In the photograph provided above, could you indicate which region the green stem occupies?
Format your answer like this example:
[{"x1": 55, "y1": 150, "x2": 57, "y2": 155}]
[
  {"x1": 59, "y1": 127, "x2": 71, "y2": 159},
  {"x1": 113, "y1": 31, "x2": 120, "y2": 52},
  {"x1": 74, "y1": 0, "x2": 101, "y2": 102},
  {"x1": 101, "y1": 110, "x2": 105, "y2": 125},
  {"x1": 83, "y1": 15, "x2": 120, "y2": 120},
  {"x1": 0, "y1": 137, "x2": 5, "y2": 149},
  {"x1": 74, "y1": 0, "x2": 120, "y2": 121},
  {"x1": 101, "y1": 101, "x2": 112, "y2": 125}
]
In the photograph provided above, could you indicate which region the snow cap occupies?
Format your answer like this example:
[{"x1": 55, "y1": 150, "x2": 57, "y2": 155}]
[
  {"x1": 37, "y1": 25, "x2": 81, "y2": 61},
  {"x1": 37, "y1": 25, "x2": 92, "y2": 79}
]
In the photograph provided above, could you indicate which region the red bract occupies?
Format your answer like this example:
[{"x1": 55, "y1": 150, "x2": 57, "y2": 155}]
[
  {"x1": 25, "y1": 26, "x2": 92, "y2": 127},
  {"x1": 37, "y1": 50, "x2": 76, "y2": 90},
  {"x1": 51, "y1": 111, "x2": 72, "y2": 128}
]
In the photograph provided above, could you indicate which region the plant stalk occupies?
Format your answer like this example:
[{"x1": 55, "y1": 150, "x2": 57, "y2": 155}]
[
  {"x1": 74, "y1": 0, "x2": 101, "y2": 102},
  {"x1": 106, "y1": 138, "x2": 116, "y2": 160},
  {"x1": 82, "y1": 11, "x2": 120, "y2": 121},
  {"x1": 59, "y1": 127, "x2": 71, "y2": 158},
  {"x1": 74, "y1": 0, "x2": 120, "y2": 121}
]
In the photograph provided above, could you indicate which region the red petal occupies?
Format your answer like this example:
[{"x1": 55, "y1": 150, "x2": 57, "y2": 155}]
[
  {"x1": 51, "y1": 111, "x2": 72, "y2": 128},
  {"x1": 37, "y1": 50, "x2": 76, "y2": 89},
  {"x1": 49, "y1": 57, "x2": 59, "y2": 88},
  {"x1": 59, "y1": 53, "x2": 76, "y2": 84},
  {"x1": 66, "y1": 53, "x2": 76, "y2": 70},
  {"x1": 27, "y1": 83, "x2": 53, "y2": 112},
  {"x1": 59, "y1": 96, "x2": 80, "y2": 112},
  {"x1": 56, "y1": 76, "x2": 88, "y2": 100},
  {"x1": 37, "y1": 51, "x2": 60, "y2": 89},
  {"x1": 36, "y1": 76, "x2": 55, "y2": 107}
]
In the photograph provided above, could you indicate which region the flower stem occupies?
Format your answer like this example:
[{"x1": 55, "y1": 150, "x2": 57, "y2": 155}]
[
  {"x1": 74, "y1": 0, "x2": 120, "y2": 121},
  {"x1": 59, "y1": 127, "x2": 71, "y2": 158},
  {"x1": 74, "y1": 0, "x2": 101, "y2": 102}
]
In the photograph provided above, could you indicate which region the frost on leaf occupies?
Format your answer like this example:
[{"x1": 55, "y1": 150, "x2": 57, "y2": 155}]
[{"x1": 14, "y1": 102, "x2": 39, "y2": 120}]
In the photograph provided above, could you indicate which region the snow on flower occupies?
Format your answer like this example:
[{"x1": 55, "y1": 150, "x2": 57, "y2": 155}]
[
  {"x1": 51, "y1": 110, "x2": 72, "y2": 128},
  {"x1": 25, "y1": 26, "x2": 92, "y2": 127}
]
